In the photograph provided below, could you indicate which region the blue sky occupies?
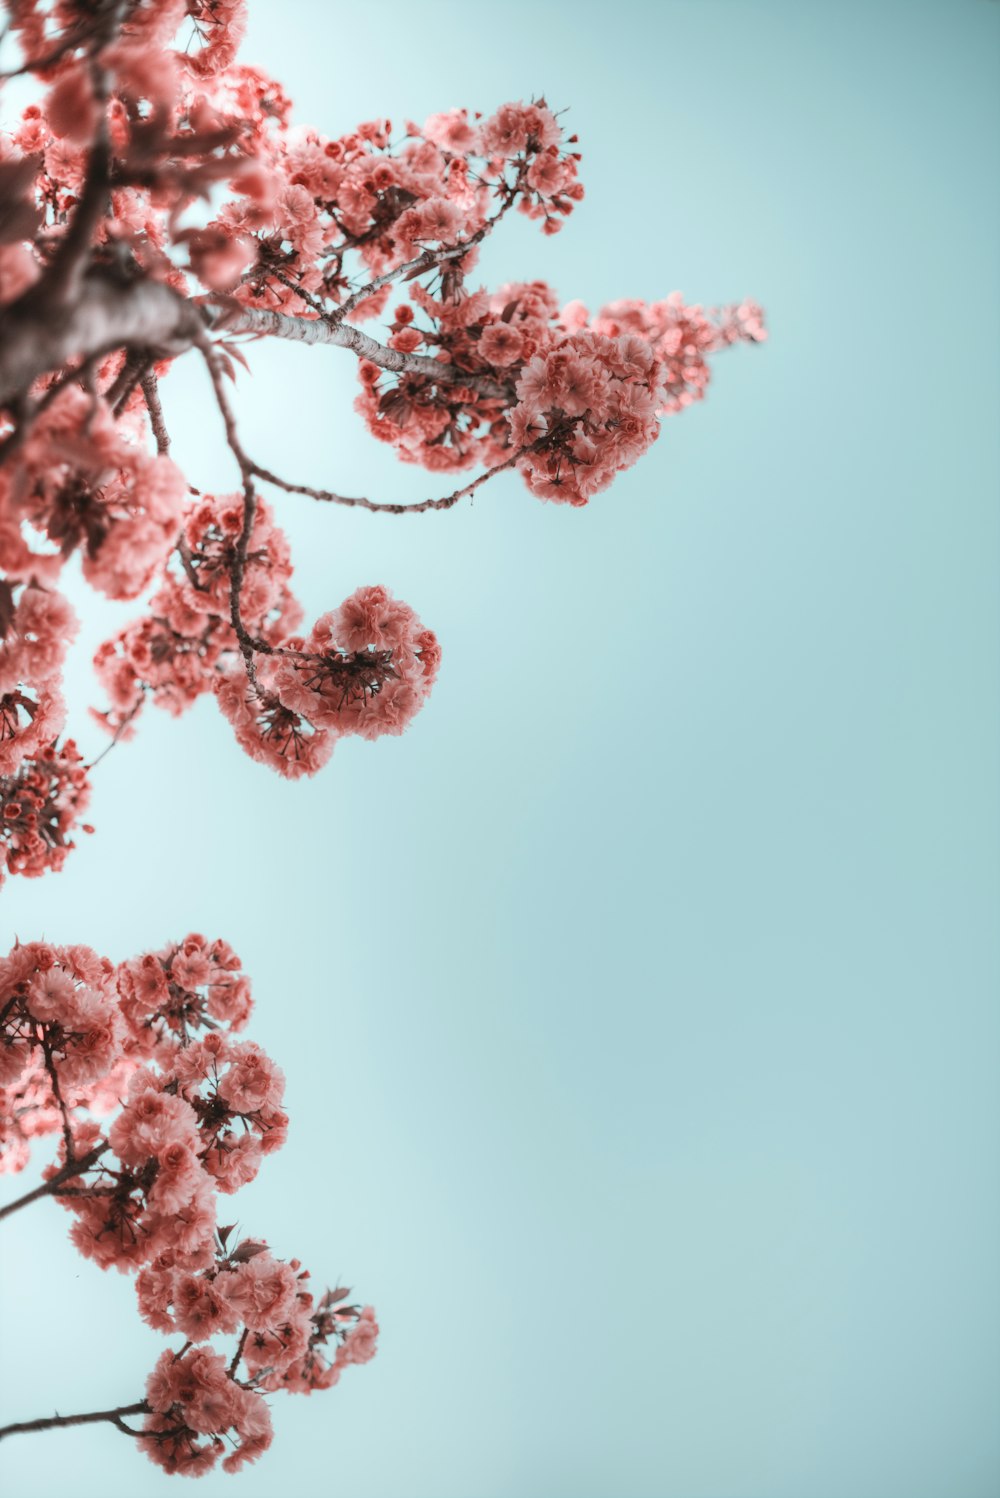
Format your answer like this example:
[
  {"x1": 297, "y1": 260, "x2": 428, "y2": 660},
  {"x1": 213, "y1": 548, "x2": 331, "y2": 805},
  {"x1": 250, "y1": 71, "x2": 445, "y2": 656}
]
[{"x1": 2, "y1": 3, "x2": 998, "y2": 1495}]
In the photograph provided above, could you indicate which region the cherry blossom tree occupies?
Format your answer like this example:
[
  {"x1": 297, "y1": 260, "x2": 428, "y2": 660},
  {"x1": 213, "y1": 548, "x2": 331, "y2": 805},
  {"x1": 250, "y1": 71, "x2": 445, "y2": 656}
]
[
  {"x1": 0, "y1": 0, "x2": 765, "y2": 1480},
  {"x1": 0, "y1": 0, "x2": 765, "y2": 888},
  {"x1": 0, "y1": 934, "x2": 378, "y2": 1475}
]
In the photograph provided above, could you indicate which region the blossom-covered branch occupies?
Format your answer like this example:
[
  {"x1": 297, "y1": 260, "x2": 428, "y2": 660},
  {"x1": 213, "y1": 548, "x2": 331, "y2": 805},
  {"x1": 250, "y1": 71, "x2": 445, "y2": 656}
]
[
  {"x1": 0, "y1": 934, "x2": 378, "y2": 1477},
  {"x1": 0, "y1": 0, "x2": 764, "y2": 890}
]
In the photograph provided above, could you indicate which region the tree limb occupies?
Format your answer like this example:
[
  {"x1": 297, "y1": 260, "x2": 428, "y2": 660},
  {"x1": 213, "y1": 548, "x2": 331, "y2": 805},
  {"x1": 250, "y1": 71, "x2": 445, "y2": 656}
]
[{"x1": 200, "y1": 298, "x2": 510, "y2": 397}]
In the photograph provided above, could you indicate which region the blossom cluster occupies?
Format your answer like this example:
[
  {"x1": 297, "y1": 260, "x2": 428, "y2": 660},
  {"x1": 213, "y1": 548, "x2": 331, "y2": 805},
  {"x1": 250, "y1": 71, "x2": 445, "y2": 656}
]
[
  {"x1": 0, "y1": 384, "x2": 187, "y2": 600},
  {"x1": 93, "y1": 488, "x2": 440, "y2": 778},
  {"x1": 2, "y1": 4, "x2": 582, "y2": 319},
  {"x1": 0, "y1": 933, "x2": 376, "y2": 1477},
  {"x1": 356, "y1": 282, "x2": 767, "y2": 495},
  {"x1": 139, "y1": 1286, "x2": 378, "y2": 1476},
  {"x1": 0, "y1": 575, "x2": 93, "y2": 883}
]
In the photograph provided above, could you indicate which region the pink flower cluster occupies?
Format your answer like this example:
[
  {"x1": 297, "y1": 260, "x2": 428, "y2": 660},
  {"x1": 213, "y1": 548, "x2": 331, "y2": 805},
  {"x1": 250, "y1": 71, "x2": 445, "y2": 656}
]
[
  {"x1": 137, "y1": 1254, "x2": 378, "y2": 1476},
  {"x1": 0, "y1": 386, "x2": 186, "y2": 600},
  {"x1": 93, "y1": 490, "x2": 440, "y2": 778},
  {"x1": 0, "y1": 948, "x2": 134, "y2": 1174},
  {"x1": 0, "y1": 934, "x2": 284, "y2": 1242},
  {"x1": 0, "y1": 373, "x2": 186, "y2": 883},
  {"x1": 0, "y1": 581, "x2": 71, "y2": 772},
  {"x1": 218, "y1": 583, "x2": 441, "y2": 778},
  {"x1": 201, "y1": 94, "x2": 580, "y2": 319},
  {"x1": 580, "y1": 292, "x2": 768, "y2": 414},
  {"x1": 0, "y1": 736, "x2": 92, "y2": 883},
  {"x1": 61, "y1": 1033, "x2": 287, "y2": 1272},
  {"x1": 138, "y1": 1237, "x2": 378, "y2": 1395},
  {"x1": 356, "y1": 281, "x2": 766, "y2": 499},
  {"x1": 117, "y1": 934, "x2": 253, "y2": 1059},
  {"x1": 0, "y1": 578, "x2": 93, "y2": 879},
  {"x1": 7, "y1": 0, "x2": 581, "y2": 322},
  {"x1": 0, "y1": 933, "x2": 376, "y2": 1477},
  {"x1": 510, "y1": 331, "x2": 667, "y2": 505},
  {"x1": 92, "y1": 490, "x2": 300, "y2": 732},
  {"x1": 142, "y1": 1344, "x2": 273, "y2": 1477},
  {"x1": 0, "y1": 942, "x2": 121, "y2": 1103},
  {"x1": 352, "y1": 280, "x2": 565, "y2": 474}
]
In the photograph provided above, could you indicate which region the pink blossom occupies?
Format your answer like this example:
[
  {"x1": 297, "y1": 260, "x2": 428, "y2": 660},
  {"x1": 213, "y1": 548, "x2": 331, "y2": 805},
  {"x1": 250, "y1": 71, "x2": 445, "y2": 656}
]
[
  {"x1": 422, "y1": 109, "x2": 480, "y2": 154},
  {"x1": 336, "y1": 1304, "x2": 380, "y2": 1366},
  {"x1": 221, "y1": 1251, "x2": 299, "y2": 1330},
  {"x1": 217, "y1": 1041, "x2": 285, "y2": 1114},
  {"x1": 479, "y1": 323, "x2": 525, "y2": 367},
  {"x1": 108, "y1": 1070, "x2": 201, "y2": 1167},
  {"x1": 45, "y1": 71, "x2": 98, "y2": 144}
]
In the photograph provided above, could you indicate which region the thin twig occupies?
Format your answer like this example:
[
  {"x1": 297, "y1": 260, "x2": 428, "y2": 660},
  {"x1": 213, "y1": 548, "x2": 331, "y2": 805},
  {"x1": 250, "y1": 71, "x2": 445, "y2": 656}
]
[
  {"x1": 104, "y1": 350, "x2": 148, "y2": 412},
  {"x1": 193, "y1": 332, "x2": 268, "y2": 686},
  {"x1": 0, "y1": 1401, "x2": 148, "y2": 1443},
  {"x1": 228, "y1": 1327, "x2": 249, "y2": 1377},
  {"x1": 39, "y1": 1037, "x2": 76, "y2": 1160},
  {"x1": 175, "y1": 533, "x2": 204, "y2": 591},
  {"x1": 140, "y1": 371, "x2": 170, "y2": 454},
  {"x1": 0, "y1": 353, "x2": 104, "y2": 468},
  {"x1": 0, "y1": 1143, "x2": 108, "y2": 1223},
  {"x1": 250, "y1": 449, "x2": 524, "y2": 515},
  {"x1": 86, "y1": 694, "x2": 145, "y2": 771},
  {"x1": 332, "y1": 158, "x2": 529, "y2": 324}
]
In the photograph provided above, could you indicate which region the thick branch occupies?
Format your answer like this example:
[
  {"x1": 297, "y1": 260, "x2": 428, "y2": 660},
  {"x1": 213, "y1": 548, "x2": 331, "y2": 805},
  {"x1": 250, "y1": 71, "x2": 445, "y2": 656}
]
[
  {"x1": 0, "y1": 277, "x2": 509, "y2": 412},
  {"x1": 0, "y1": 273, "x2": 200, "y2": 407},
  {"x1": 202, "y1": 299, "x2": 509, "y2": 397},
  {"x1": 0, "y1": 1401, "x2": 148, "y2": 1443}
]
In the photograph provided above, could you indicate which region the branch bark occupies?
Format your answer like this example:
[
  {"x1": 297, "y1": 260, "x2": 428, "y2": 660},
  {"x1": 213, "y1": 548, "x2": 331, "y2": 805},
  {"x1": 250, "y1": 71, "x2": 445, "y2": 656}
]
[
  {"x1": 0, "y1": 273, "x2": 201, "y2": 407},
  {"x1": 201, "y1": 298, "x2": 510, "y2": 397}
]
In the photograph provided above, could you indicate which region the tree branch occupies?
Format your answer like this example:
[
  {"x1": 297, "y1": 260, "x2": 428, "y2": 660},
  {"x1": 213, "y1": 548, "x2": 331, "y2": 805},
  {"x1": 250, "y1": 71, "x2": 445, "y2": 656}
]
[
  {"x1": 0, "y1": 1401, "x2": 148, "y2": 1443},
  {"x1": 193, "y1": 332, "x2": 268, "y2": 686},
  {"x1": 201, "y1": 299, "x2": 510, "y2": 397},
  {"x1": 0, "y1": 277, "x2": 509, "y2": 414},
  {"x1": 104, "y1": 350, "x2": 151, "y2": 413},
  {"x1": 140, "y1": 371, "x2": 170, "y2": 454},
  {"x1": 39, "y1": 1036, "x2": 76, "y2": 1161},
  {"x1": 228, "y1": 1327, "x2": 248, "y2": 1376},
  {"x1": 0, "y1": 1144, "x2": 108, "y2": 1223}
]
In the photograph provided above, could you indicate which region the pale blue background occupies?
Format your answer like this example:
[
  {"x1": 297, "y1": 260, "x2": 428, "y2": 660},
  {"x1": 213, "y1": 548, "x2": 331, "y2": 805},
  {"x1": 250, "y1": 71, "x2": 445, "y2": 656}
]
[{"x1": 1, "y1": 2, "x2": 998, "y2": 1495}]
